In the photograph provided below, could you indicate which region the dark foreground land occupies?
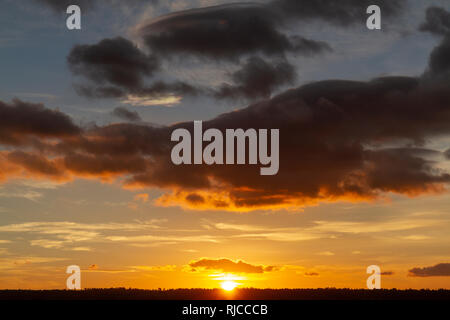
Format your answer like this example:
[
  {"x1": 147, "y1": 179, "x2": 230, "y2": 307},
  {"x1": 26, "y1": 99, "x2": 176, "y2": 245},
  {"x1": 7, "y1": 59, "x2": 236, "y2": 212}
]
[{"x1": 0, "y1": 288, "x2": 449, "y2": 300}]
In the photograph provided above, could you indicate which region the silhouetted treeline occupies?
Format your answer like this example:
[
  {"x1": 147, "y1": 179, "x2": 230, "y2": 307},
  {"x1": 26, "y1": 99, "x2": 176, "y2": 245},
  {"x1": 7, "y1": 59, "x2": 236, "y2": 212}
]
[{"x1": 0, "y1": 288, "x2": 449, "y2": 300}]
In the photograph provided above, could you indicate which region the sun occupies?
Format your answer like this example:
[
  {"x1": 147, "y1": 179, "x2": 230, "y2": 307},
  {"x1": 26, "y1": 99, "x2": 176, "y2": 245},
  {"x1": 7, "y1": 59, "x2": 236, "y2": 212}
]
[{"x1": 221, "y1": 280, "x2": 238, "y2": 291}]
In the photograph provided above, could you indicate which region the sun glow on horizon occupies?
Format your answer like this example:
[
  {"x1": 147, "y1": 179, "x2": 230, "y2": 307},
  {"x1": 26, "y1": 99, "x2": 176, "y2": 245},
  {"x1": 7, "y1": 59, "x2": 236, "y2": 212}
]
[{"x1": 221, "y1": 280, "x2": 238, "y2": 291}]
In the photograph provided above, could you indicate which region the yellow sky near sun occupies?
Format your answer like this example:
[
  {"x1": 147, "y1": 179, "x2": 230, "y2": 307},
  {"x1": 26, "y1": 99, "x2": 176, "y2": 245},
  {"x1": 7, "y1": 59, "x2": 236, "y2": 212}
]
[{"x1": 0, "y1": 179, "x2": 449, "y2": 290}]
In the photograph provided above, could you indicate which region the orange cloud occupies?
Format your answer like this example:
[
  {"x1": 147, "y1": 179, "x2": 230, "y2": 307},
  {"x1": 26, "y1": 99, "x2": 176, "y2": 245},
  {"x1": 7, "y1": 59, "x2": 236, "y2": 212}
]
[
  {"x1": 188, "y1": 258, "x2": 277, "y2": 274},
  {"x1": 134, "y1": 193, "x2": 149, "y2": 203},
  {"x1": 132, "y1": 265, "x2": 177, "y2": 272}
]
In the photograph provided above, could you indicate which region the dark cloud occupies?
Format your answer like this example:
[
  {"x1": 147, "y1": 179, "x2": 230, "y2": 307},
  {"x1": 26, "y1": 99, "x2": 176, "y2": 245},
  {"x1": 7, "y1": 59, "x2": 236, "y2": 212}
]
[
  {"x1": 6, "y1": 151, "x2": 63, "y2": 176},
  {"x1": 363, "y1": 148, "x2": 449, "y2": 195},
  {"x1": 408, "y1": 263, "x2": 450, "y2": 277},
  {"x1": 380, "y1": 271, "x2": 394, "y2": 276},
  {"x1": 66, "y1": 1, "x2": 401, "y2": 101},
  {"x1": 304, "y1": 272, "x2": 319, "y2": 276},
  {"x1": 185, "y1": 193, "x2": 205, "y2": 205},
  {"x1": 137, "y1": 3, "x2": 331, "y2": 62},
  {"x1": 68, "y1": 37, "x2": 159, "y2": 93},
  {"x1": 420, "y1": 6, "x2": 450, "y2": 36},
  {"x1": 137, "y1": 0, "x2": 403, "y2": 61},
  {"x1": 163, "y1": 76, "x2": 448, "y2": 209},
  {"x1": 2, "y1": 72, "x2": 450, "y2": 210},
  {"x1": 0, "y1": 99, "x2": 80, "y2": 146},
  {"x1": 215, "y1": 57, "x2": 297, "y2": 101},
  {"x1": 68, "y1": 37, "x2": 198, "y2": 98},
  {"x1": 111, "y1": 107, "x2": 142, "y2": 122},
  {"x1": 189, "y1": 258, "x2": 276, "y2": 274},
  {"x1": 66, "y1": 1, "x2": 405, "y2": 101},
  {"x1": 271, "y1": 0, "x2": 405, "y2": 26},
  {"x1": 71, "y1": 123, "x2": 166, "y2": 156},
  {"x1": 421, "y1": 7, "x2": 450, "y2": 80},
  {"x1": 425, "y1": 35, "x2": 450, "y2": 79},
  {"x1": 63, "y1": 152, "x2": 148, "y2": 176},
  {"x1": 130, "y1": 75, "x2": 449, "y2": 210}
]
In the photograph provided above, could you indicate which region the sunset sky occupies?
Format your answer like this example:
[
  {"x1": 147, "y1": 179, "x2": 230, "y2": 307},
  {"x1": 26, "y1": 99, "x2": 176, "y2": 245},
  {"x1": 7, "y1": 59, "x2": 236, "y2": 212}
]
[{"x1": 0, "y1": 0, "x2": 449, "y2": 290}]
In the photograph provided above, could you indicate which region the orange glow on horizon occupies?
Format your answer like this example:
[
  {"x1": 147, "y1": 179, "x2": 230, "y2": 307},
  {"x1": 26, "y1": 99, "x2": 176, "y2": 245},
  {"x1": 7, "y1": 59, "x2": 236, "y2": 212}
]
[{"x1": 221, "y1": 280, "x2": 238, "y2": 291}]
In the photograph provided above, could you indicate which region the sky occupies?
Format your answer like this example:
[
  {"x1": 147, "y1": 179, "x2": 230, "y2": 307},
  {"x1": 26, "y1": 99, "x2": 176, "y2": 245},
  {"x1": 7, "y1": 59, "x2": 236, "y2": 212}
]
[{"x1": 0, "y1": 0, "x2": 450, "y2": 290}]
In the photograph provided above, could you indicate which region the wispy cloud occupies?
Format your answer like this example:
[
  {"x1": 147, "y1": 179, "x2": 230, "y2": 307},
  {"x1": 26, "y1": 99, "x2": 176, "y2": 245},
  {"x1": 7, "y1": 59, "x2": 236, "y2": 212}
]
[
  {"x1": 121, "y1": 94, "x2": 182, "y2": 106},
  {"x1": 311, "y1": 219, "x2": 440, "y2": 234},
  {"x1": 208, "y1": 217, "x2": 444, "y2": 242},
  {"x1": 80, "y1": 264, "x2": 177, "y2": 274},
  {"x1": 0, "y1": 256, "x2": 67, "y2": 271},
  {"x1": 317, "y1": 251, "x2": 335, "y2": 256},
  {"x1": 0, "y1": 220, "x2": 166, "y2": 249},
  {"x1": 131, "y1": 265, "x2": 177, "y2": 272},
  {"x1": 0, "y1": 220, "x2": 165, "y2": 233},
  {"x1": 0, "y1": 190, "x2": 43, "y2": 201},
  {"x1": 399, "y1": 235, "x2": 432, "y2": 241},
  {"x1": 233, "y1": 232, "x2": 320, "y2": 242},
  {"x1": 105, "y1": 234, "x2": 220, "y2": 245}
]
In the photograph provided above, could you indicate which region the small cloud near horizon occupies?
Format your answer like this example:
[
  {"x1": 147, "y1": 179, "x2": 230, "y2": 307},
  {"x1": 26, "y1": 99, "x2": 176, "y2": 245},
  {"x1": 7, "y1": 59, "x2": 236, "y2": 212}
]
[{"x1": 408, "y1": 263, "x2": 450, "y2": 277}]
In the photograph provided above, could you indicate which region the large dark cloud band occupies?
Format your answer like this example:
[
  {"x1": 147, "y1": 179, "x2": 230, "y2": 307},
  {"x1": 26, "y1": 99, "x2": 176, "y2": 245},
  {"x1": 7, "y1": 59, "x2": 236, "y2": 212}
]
[{"x1": 1, "y1": 72, "x2": 449, "y2": 210}]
